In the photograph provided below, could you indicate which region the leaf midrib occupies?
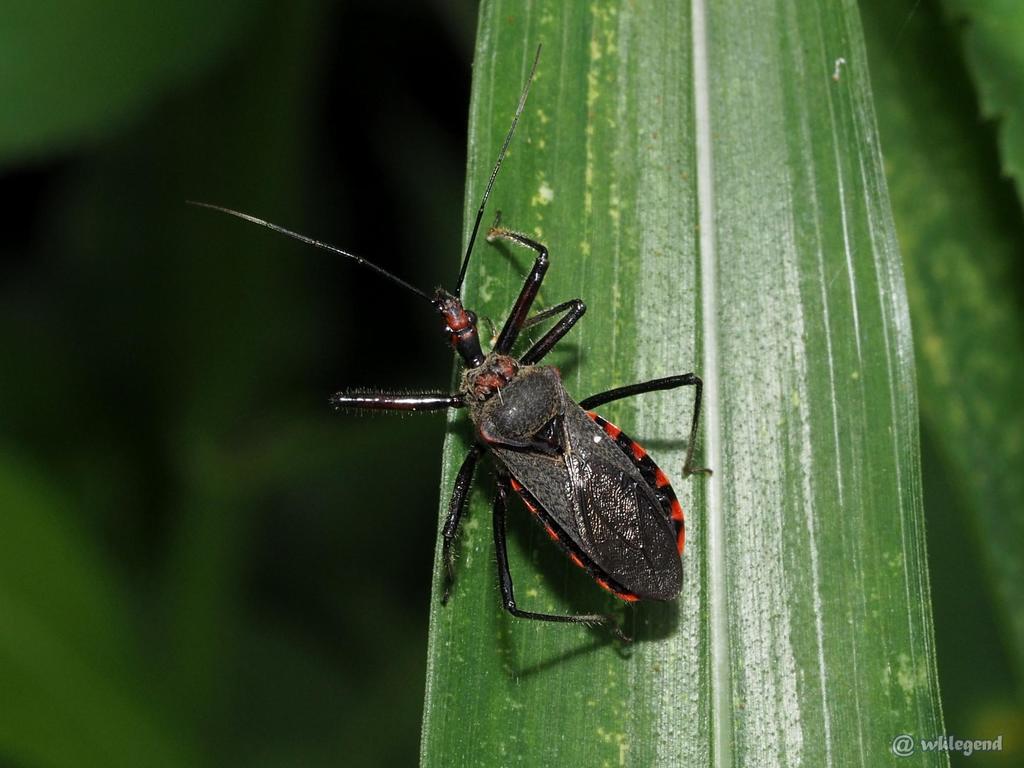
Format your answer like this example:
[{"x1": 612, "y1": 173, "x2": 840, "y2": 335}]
[{"x1": 691, "y1": 1, "x2": 731, "y2": 765}]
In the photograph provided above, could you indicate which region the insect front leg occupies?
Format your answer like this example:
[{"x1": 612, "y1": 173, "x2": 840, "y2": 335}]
[
  {"x1": 486, "y1": 226, "x2": 588, "y2": 362},
  {"x1": 441, "y1": 444, "x2": 484, "y2": 604},
  {"x1": 329, "y1": 391, "x2": 465, "y2": 412},
  {"x1": 492, "y1": 477, "x2": 631, "y2": 643},
  {"x1": 518, "y1": 299, "x2": 586, "y2": 364},
  {"x1": 579, "y1": 374, "x2": 711, "y2": 477},
  {"x1": 486, "y1": 225, "x2": 549, "y2": 354}
]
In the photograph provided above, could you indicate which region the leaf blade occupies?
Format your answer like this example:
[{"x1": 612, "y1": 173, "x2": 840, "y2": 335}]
[{"x1": 422, "y1": 2, "x2": 946, "y2": 766}]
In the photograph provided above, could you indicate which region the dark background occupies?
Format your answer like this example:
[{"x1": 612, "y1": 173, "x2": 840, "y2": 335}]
[{"x1": 1, "y1": 2, "x2": 476, "y2": 765}]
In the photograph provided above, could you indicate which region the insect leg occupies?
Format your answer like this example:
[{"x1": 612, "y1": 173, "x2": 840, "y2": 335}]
[
  {"x1": 520, "y1": 299, "x2": 586, "y2": 364},
  {"x1": 579, "y1": 374, "x2": 711, "y2": 477},
  {"x1": 486, "y1": 226, "x2": 549, "y2": 354},
  {"x1": 329, "y1": 391, "x2": 465, "y2": 412},
  {"x1": 441, "y1": 444, "x2": 484, "y2": 604},
  {"x1": 520, "y1": 299, "x2": 584, "y2": 329},
  {"x1": 492, "y1": 477, "x2": 631, "y2": 643}
]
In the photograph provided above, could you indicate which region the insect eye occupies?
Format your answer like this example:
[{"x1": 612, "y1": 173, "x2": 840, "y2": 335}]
[{"x1": 465, "y1": 311, "x2": 478, "y2": 328}]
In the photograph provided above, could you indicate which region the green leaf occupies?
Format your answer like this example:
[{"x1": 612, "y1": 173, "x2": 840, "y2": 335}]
[
  {"x1": 0, "y1": 0, "x2": 259, "y2": 165},
  {"x1": 422, "y1": 1, "x2": 945, "y2": 766},
  {"x1": 862, "y1": 0, "x2": 1024, "y2": 743},
  {"x1": 940, "y1": 0, "x2": 1024, "y2": 211}
]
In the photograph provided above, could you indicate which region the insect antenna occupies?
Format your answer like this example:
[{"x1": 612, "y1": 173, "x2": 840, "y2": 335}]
[
  {"x1": 187, "y1": 201, "x2": 435, "y2": 304},
  {"x1": 453, "y1": 43, "x2": 542, "y2": 297}
]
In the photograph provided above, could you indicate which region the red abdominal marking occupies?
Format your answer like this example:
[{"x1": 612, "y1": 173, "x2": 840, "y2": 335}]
[{"x1": 670, "y1": 499, "x2": 684, "y2": 522}]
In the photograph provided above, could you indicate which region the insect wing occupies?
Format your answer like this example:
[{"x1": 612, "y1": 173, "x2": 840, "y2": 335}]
[
  {"x1": 493, "y1": 404, "x2": 682, "y2": 601},
  {"x1": 562, "y1": 410, "x2": 682, "y2": 600}
]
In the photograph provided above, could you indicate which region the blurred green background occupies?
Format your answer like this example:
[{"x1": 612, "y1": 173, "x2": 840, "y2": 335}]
[
  {"x1": 0, "y1": 1, "x2": 1020, "y2": 766},
  {"x1": 2, "y1": 2, "x2": 475, "y2": 766}
]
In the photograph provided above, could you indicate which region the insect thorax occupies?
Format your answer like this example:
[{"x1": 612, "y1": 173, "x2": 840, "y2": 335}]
[{"x1": 467, "y1": 365, "x2": 566, "y2": 450}]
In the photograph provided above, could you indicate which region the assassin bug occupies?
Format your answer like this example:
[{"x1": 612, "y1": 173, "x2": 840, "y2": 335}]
[{"x1": 192, "y1": 45, "x2": 709, "y2": 642}]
